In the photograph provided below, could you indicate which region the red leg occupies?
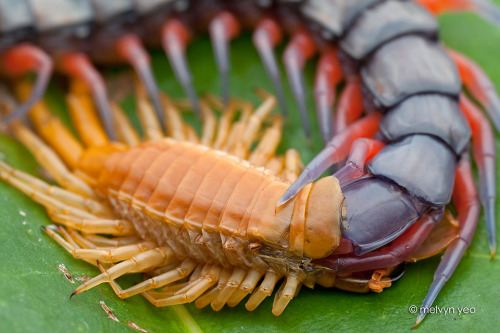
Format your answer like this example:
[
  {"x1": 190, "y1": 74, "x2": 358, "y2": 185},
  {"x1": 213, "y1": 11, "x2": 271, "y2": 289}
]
[
  {"x1": 116, "y1": 34, "x2": 164, "y2": 128},
  {"x1": 283, "y1": 28, "x2": 317, "y2": 142},
  {"x1": 315, "y1": 211, "x2": 441, "y2": 273},
  {"x1": 314, "y1": 46, "x2": 343, "y2": 144},
  {"x1": 333, "y1": 76, "x2": 364, "y2": 136},
  {"x1": 414, "y1": 153, "x2": 480, "y2": 327},
  {"x1": 209, "y1": 11, "x2": 241, "y2": 107},
  {"x1": 162, "y1": 19, "x2": 201, "y2": 117},
  {"x1": 58, "y1": 52, "x2": 115, "y2": 140},
  {"x1": 0, "y1": 43, "x2": 52, "y2": 124},
  {"x1": 277, "y1": 112, "x2": 381, "y2": 206},
  {"x1": 460, "y1": 94, "x2": 497, "y2": 257},
  {"x1": 415, "y1": 0, "x2": 474, "y2": 14},
  {"x1": 334, "y1": 138, "x2": 385, "y2": 185},
  {"x1": 450, "y1": 49, "x2": 500, "y2": 131},
  {"x1": 416, "y1": 0, "x2": 500, "y2": 28},
  {"x1": 253, "y1": 17, "x2": 288, "y2": 117}
]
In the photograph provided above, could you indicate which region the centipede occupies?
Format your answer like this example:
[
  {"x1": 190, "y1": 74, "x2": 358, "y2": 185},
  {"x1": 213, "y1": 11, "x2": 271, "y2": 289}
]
[{"x1": 0, "y1": 0, "x2": 498, "y2": 330}]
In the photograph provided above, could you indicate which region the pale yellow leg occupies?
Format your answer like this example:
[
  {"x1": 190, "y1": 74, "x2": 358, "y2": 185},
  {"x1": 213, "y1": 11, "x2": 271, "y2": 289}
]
[
  {"x1": 136, "y1": 83, "x2": 163, "y2": 141},
  {"x1": 0, "y1": 166, "x2": 97, "y2": 219},
  {"x1": 265, "y1": 157, "x2": 284, "y2": 175},
  {"x1": 224, "y1": 121, "x2": 248, "y2": 159},
  {"x1": 245, "y1": 271, "x2": 281, "y2": 311},
  {"x1": 143, "y1": 265, "x2": 222, "y2": 306},
  {"x1": 161, "y1": 93, "x2": 185, "y2": 141},
  {"x1": 272, "y1": 274, "x2": 302, "y2": 316},
  {"x1": 48, "y1": 212, "x2": 135, "y2": 236},
  {"x1": 184, "y1": 124, "x2": 199, "y2": 144},
  {"x1": 0, "y1": 160, "x2": 109, "y2": 215},
  {"x1": 249, "y1": 116, "x2": 283, "y2": 166},
  {"x1": 241, "y1": 90, "x2": 277, "y2": 150},
  {"x1": 283, "y1": 148, "x2": 303, "y2": 183},
  {"x1": 43, "y1": 225, "x2": 156, "y2": 263},
  {"x1": 66, "y1": 91, "x2": 109, "y2": 147},
  {"x1": 14, "y1": 81, "x2": 84, "y2": 169},
  {"x1": 211, "y1": 267, "x2": 247, "y2": 311},
  {"x1": 111, "y1": 102, "x2": 141, "y2": 146},
  {"x1": 200, "y1": 101, "x2": 216, "y2": 147},
  {"x1": 85, "y1": 235, "x2": 142, "y2": 247},
  {"x1": 10, "y1": 123, "x2": 96, "y2": 198},
  {"x1": 195, "y1": 268, "x2": 232, "y2": 309},
  {"x1": 212, "y1": 102, "x2": 235, "y2": 149},
  {"x1": 65, "y1": 227, "x2": 99, "y2": 249},
  {"x1": 72, "y1": 247, "x2": 175, "y2": 296},
  {"x1": 108, "y1": 259, "x2": 197, "y2": 299},
  {"x1": 226, "y1": 269, "x2": 264, "y2": 307}
]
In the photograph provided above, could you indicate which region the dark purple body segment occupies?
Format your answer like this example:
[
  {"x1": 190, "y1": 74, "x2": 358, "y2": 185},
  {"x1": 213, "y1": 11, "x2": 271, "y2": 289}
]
[{"x1": 301, "y1": 0, "x2": 469, "y2": 253}]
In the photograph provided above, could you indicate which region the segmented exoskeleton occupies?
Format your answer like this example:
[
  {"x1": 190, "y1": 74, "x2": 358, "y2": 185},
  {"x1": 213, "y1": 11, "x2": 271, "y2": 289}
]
[{"x1": 0, "y1": 0, "x2": 498, "y2": 328}]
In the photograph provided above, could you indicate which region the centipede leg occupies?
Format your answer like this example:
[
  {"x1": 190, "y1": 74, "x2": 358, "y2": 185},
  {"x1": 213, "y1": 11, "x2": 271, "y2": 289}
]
[
  {"x1": 13, "y1": 83, "x2": 84, "y2": 169},
  {"x1": 333, "y1": 77, "x2": 364, "y2": 136},
  {"x1": 459, "y1": 94, "x2": 497, "y2": 257},
  {"x1": 253, "y1": 17, "x2": 288, "y2": 117},
  {"x1": 71, "y1": 247, "x2": 176, "y2": 296},
  {"x1": 416, "y1": 0, "x2": 500, "y2": 28},
  {"x1": 43, "y1": 225, "x2": 156, "y2": 264},
  {"x1": 449, "y1": 50, "x2": 500, "y2": 131},
  {"x1": 283, "y1": 28, "x2": 316, "y2": 142},
  {"x1": 314, "y1": 46, "x2": 343, "y2": 143},
  {"x1": 58, "y1": 52, "x2": 115, "y2": 140},
  {"x1": 414, "y1": 153, "x2": 480, "y2": 327},
  {"x1": 162, "y1": 19, "x2": 201, "y2": 117},
  {"x1": 0, "y1": 44, "x2": 52, "y2": 125},
  {"x1": 334, "y1": 138, "x2": 385, "y2": 184},
  {"x1": 9, "y1": 123, "x2": 95, "y2": 198},
  {"x1": 278, "y1": 112, "x2": 382, "y2": 205},
  {"x1": 209, "y1": 11, "x2": 241, "y2": 107},
  {"x1": 116, "y1": 34, "x2": 165, "y2": 129}
]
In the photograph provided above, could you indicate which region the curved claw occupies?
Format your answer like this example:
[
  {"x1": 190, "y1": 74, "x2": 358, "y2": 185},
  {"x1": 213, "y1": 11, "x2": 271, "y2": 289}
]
[
  {"x1": 283, "y1": 29, "x2": 316, "y2": 142},
  {"x1": 277, "y1": 113, "x2": 381, "y2": 206},
  {"x1": 209, "y1": 11, "x2": 241, "y2": 107},
  {"x1": 0, "y1": 44, "x2": 53, "y2": 125},
  {"x1": 116, "y1": 34, "x2": 165, "y2": 130},
  {"x1": 253, "y1": 18, "x2": 288, "y2": 118},
  {"x1": 162, "y1": 19, "x2": 201, "y2": 117}
]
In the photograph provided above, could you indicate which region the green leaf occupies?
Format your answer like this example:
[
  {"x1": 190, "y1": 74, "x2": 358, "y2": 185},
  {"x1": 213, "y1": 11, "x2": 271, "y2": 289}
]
[{"x1": 1, "y1": 11, "x2": 500, "y2": 333}]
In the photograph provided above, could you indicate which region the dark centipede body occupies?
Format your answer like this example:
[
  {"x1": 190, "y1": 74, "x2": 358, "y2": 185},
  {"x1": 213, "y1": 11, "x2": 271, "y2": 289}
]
[{"x1": 0, "y1": 0, "x2": 498, "y2": 328}]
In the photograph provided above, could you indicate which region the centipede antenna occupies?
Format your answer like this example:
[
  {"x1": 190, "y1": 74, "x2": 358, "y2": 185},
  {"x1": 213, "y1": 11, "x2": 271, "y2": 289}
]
[
  {"x1": 0, "y1": 44, "x2": 53, "y2": 125},
  {"x1": 253, "y1": 18, "x2": 288, "y2": 118},
  {"x1": 314, "y1": 47, "x2": 343, "y2": 144},
  {"x1": 162, "y1": 19, "x2": 201, "y2": 117},
  {"x1": 209, "y1": 11, "x2": 241, "y2": 107},
  {"x1": 277, "y1": 113, "x2": 382, "y2": 206},
  {"x1": 116, "y1": 34, "x2": 165, "y2": 129},
  {"x1": 59, "y1": 52, "x2": 116, "y2": 140},
  {"x1": 283, "y1": 29, "x2": 316, "y2": 143}
]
